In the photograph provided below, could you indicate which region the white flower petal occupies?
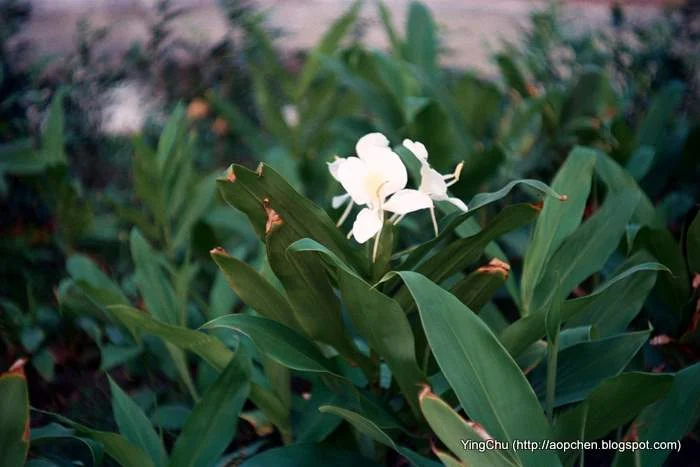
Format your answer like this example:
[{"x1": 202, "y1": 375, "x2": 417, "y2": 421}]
[
  {"x1": 332, "y1": 193, "x2": 351, "y2": 209},
  {"x1": 356, "y1": 133, "x2": 390, "y2": 158},
  {"x1": 336, "y1": 157, "x2": 372, "y2": 205},
  {"x1": 362, "y1": 146, "x2": 408, "y2": 199},
  {"x1": 328, "y1": 157, "x2": 345, "y2": 181},
  {"x1": 445, "y1": 196, "x2": 469, "y2": 212},
  {"x1": 352, "y1": 208, "x2": 383, "y2": 244},
  {"x1": 419, "y1": 165, "x2": 448, "y2": 197},
  {"x1": 402, "y1": 139, "x2": 429, "y2": 162},
  {"x1": 383, "y1": 189, "x2": 433, "y2": 215}
]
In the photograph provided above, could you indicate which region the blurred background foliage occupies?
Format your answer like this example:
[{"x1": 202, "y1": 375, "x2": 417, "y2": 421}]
[{"x1": 1, "y1": 0, "x2": 699, "y2": 465}]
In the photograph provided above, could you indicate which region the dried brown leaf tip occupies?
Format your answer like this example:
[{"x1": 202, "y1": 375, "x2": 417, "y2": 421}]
[
  {"x1": 6, "y1": 358, "x2": 28, "y2": 376},
  {"x1": 530, "y1": 200, "x2": 544, "y2": 211},
  {"x1": 225, "y1": 166, "x2": 236, "y2": 182},
  {"x1": 418, "y1": 383, "x2": 435, "y2": 401},
  {"x1": 477, "y1": 258, "x2": 511, "y2": 279},
  {"x1": 264, "y1": 198, "x2": 283, "y2": 234},
  {"x1": 210, "y1": 246, "x2": 227, "y2": 256}
]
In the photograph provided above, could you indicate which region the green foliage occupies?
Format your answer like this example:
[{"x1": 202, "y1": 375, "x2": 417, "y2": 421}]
[{"x1": 2, "y1": 1, "x2": 699, "y2": 466}]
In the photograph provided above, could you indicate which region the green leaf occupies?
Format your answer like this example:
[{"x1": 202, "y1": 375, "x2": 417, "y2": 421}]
[
  {"x1": 240, "y1": 444, "x2": 382, "y2": 467},
  {"x1": 449, "y1": 262, "x2": 509, "y2": 312},
  {"x1": 531, "y1": 331, "x2": 650, "y2": 407},
  {"x1": 632, "y1": 226, "x2": 691, "y2": 328},
  {"x1": 377, "y1": 1, "x2": 402, "y2": 57},
  {"x1": 290, "y1": 238, "x2": 425, "y2": 416},
  {"x1": 395, "y1": 271, "x2": 560, "y2": 467},
  {"x1": 66, "y1": 254, "x2": 130, "y2": 307},
  {"x1": 319, "y1": 406, "x2": 440, "y2": 467},
  {"x1": 107, "y1": 305, "x2": 290, "y2": 435},
  {"x1": 554, "y1": 372, "x2": 673, "y2": 445},
  {"x1": 171, "y1": 173, "x2": 216, "y2": 250},
  {"x1": 296, "y1": 0, "x2": 361, "y2": 98},
  {"x1": 108, "y1": 377, "x2": 167, "y2": 467},
  {"x1": 495, "y1": 54, "x2": 529, "y2": 97},
  {"x1": 169, "y1": 345, "x2": 251, "y2": 467},
  {"x1": 41, "y1": 88, "x2": 67, "y2": 166},
  {"x1": 500, "y1": 262, "x2": 668, "y2": 357},
  {"x1": 419, "y1": 389, "x2": 518, "y2": 466},
  {"x1": 399, "y1": 179, "x2": 563, "y2": 271},
  {"x1": 636, "y1": 82, "x2": 685, "y2": 152},
  {"x1": 217, "y1": 163, "x2": 362, "y2": 270},
  {"x1": 621, "y1": 363, "x2": 700, "y2": 467},
  {"x1": 201, "y1": 314, "x2": 339, "y2": 375},
  {"x1": 210, "y1": 248, "x2": 299, "y2": 329},
  {"x1": 265, "y1": 218, "x2": 368, "y2": 370},
  {"x1": 130, "y1": 229, "x2": 178, "y2": 325},
  {"x1": 404, "y1": 1, "x2": 438, "y2": 74},
  {"x1": 415, "y1": 204, "x2": 540, "y2": 287},
  {"x1": 156, "y1": 103, "x2": 185, "y2": 170},
  {"x1": 530, "y1": 189, "x2": 640, "y2": 316},
  {"x1": 689, "y1": 212, "x2": 700, "y2": 273},
  {"x1": 565, "y1": 252, "x2": 664, "y2": 336},
  {"x1": 521, "y1": 147, "x2": 596, "y2": 314},
  {"x1": 0, "y1": 362, "x2": 29, "y2": 467},
  {"x1": 37, "y1": 410, "x2": 155, "y2": 467}
]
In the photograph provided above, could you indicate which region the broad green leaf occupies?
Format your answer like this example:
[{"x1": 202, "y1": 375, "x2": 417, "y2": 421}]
[
  {"x1": 265, "y1": 219, "x2": 369, "y2": 370},
  {"x1": 130, "y1": 229, "x2": 178, "y2": 325},
  {"x1": 217, "y1": 162, "x2": 363, "y2": 271},
  {"x1": 530, "y1": 189, "x2": 640, "y2": 315},
  {"x1": 415, "y1": 204, "x2": 540, "y2": 288},
  {"x1": 171, "y1": 173, "x2": 217, "y2": 250},
  {"x1": 500, "y1": 262, "x2": 668, "y2": 356},
  {"x1": 210, "y1": 248, "x2": 299, "y2": 329},
  {"x1": 37, "y1": 409, "x2": 155, "y2": 467},
  {"x1": 108, "y1": 305, "x2": 291, "y2": 434},
  {"x1": 632, "y1": 226, "x2": 691, "y2": 329},
  {"x1": 689, "y1": 212, "x2": 700, "y2": 273},
  {"x1": 531, "y1": 331, "x2": 650, "y2": 407},
  {"x1": 396, "y1": 271, "x2": 561, "y2": 466},
  {"x1": 66, "y1": 254, "x2": 129, "y2": 306},
  {"x1": 30, "y1": 422, "x2": 104, "y2": 465},
  {"x1": 521, "y1": 147, "x2": 596, "y2": 314},
  {"x1": 0, "y1": 361, "x2": 29, "y2": 467},
  {"x1": 169, "y1": 346, "x2": 251, "y2": 467},
  {"x1": 319, "y1": 406, "x2": 440, "y2": 467},
  {"x1": 290, "y1": 238, "x2": 425, "y2": 416},
  {"x1": 295, "y1": 0, "x2": 361, "y2": 98},
  {"x1": 637, "y1": 82, "x2": 685, "y2": 153},
  {"x1": 202, "y1": 314, "x2": 339, "y2": 375},
  {"x1": 565, "y1": 251, "x2": 663, "y2": 336},
  {"x1": 108, "y1": 377, "x2": 166, "y2": 467},
  {"x1": 593, "y1": 152, "x2": 661, "y2": 228},
  {"x1": 399, "y1": 180, "x2": 563, "y2": 271},
  {"x1": 450, "y1": 261, "x2": 509, "y2": 312},
  {"x1": 619, "y1": 363, "x2": 700, "y2": 467},
  {"x1": 554, "y1": 373, "x2": 673, "y2": 449},
  {"x1": 240, "y1": 444, "x2": 382, "y2": 467},
  {"x1": 405, "y1": 1, "x2": 438, "y2": 74},
  {"x1": 419, "y1": 389, "x2": 518, "y2": 466}
]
